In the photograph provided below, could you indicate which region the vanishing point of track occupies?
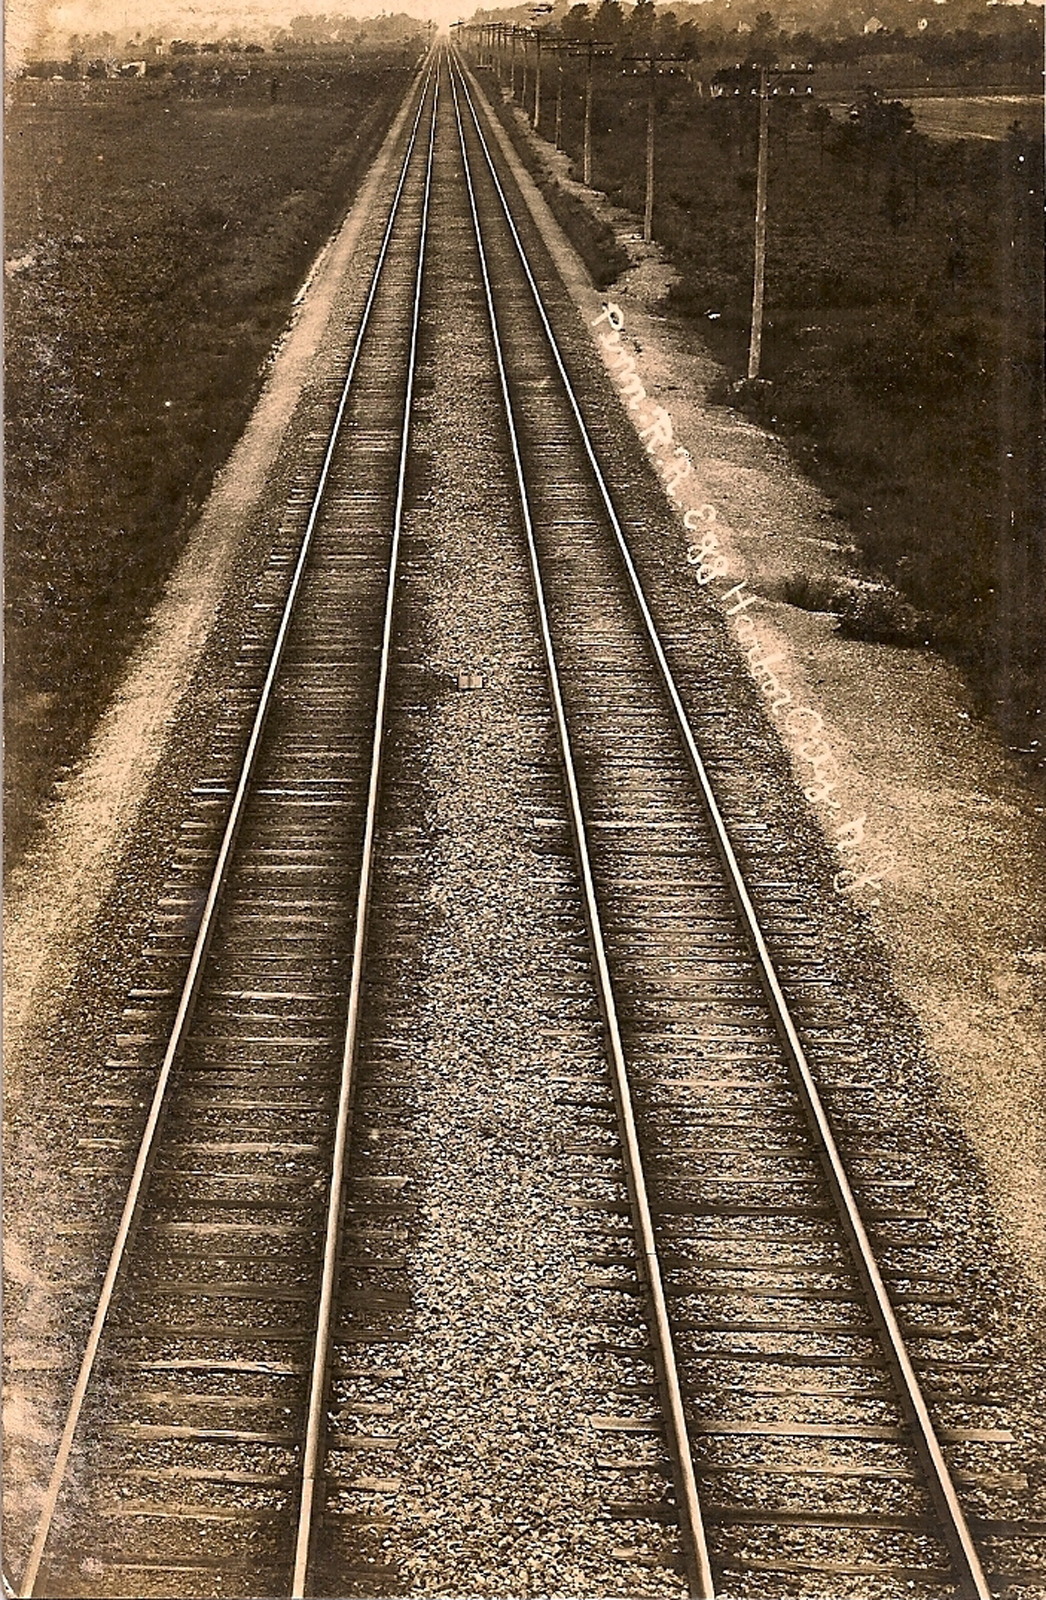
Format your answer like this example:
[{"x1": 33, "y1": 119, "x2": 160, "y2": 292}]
[{"x1": 13, "y1": 46, "x2": 1022, "y2": 1600}]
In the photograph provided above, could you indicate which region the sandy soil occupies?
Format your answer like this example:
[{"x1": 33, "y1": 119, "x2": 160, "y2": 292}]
[{"x1": 473, "y1": 73, "x2": 1046, "y2": 1297}]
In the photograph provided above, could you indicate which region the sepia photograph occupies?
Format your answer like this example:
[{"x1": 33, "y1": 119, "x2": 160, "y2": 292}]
[{"x1": 2, "y1": 0, "x2": 1044, "y2": 1593}]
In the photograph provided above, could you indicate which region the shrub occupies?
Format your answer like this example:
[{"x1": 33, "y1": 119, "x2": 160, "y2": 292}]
[
  {"x1": 780, "y1": 572, "x2": 849, "y2": 613},
  {"x1": 836, "y1": 584, "x2": 932, "y2": 647}
]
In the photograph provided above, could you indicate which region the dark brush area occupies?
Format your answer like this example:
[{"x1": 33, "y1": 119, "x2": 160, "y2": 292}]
[
  {"x1": 3, "y1": 50, "x2": 420, "y2": 871},
  {"x1": 481, "y1": 1, "x2": 1044, "y2": 768}
]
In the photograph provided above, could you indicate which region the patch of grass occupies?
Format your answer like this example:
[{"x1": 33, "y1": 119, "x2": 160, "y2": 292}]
[
  {"x1": 546, "y1": 181, "x2": 629, "y2": 288},
  {"x1": 770, "y1": 569, "x2": 931, "y2": 646},
  {"x1": 3, "y1": 55, "x2": 415, "y2": 870}
]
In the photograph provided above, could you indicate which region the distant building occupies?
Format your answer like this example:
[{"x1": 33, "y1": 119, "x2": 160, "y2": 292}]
[{"x1": 863, "y1": 16, "x2": 885, "y2": 31}]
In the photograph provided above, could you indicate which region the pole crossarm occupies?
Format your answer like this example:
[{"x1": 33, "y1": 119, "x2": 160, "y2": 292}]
[
  {"x1": 712, "y1": 60, "x2": 814, "y2": 95},
  {"x1": 620, "y1": 53, "x2": 690, "y2": 65}
]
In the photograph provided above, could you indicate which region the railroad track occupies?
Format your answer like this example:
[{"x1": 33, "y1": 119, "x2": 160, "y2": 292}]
[
  {"x1": 16, "y1": 57, "x2": 439, "y2": 1600},
  {"x1": 9, "y1": 45, "x2": 1041, "y2": 1600},
  {"x1": 443, "y1": 52, "x2": 1000, "y2": 1600}
]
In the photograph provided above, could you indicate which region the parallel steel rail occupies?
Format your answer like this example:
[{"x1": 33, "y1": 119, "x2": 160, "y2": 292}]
[
  {"x1": 290, "y1": 63, "x2": 439, "y2": 1600},
  {"x1": 14, "y1": 47, "x2": 998, "y2": 1600},
  {"x1": 449, "y1": 46, "x2": 992, "y2": 1600},
  {"x1": 18, "y1": 59, "x2": 437, "y2": 1600},
  {"x1": 449, "y1": 60, "x2": 715, "y2": 1600}
]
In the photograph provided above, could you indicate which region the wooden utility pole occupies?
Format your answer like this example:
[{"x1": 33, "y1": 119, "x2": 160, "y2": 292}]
[
  {"x1": 510, "y1": 27, "x2": 517, "y2": 99},
  {"x1": 583, "y1": 41, "x2": 594, "y2": 185},
  {"x1": 747, "y1": 67, "x2": 769, "y2": 380},
  {"x1": 623, "y1": 52, "x2": 687, "y2": 243},
  {"x1": 644, "y1": 60, "x2": 655, "y2": 241},
  {"x1": 534, "y1": 29, "x2": 542, "y2": 129},
  {"x1": 555, "y1": 55, "x2": 563, "y2": 148}
]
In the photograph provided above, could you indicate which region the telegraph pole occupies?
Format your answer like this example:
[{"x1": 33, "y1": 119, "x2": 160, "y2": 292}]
[
  {"x1": 555, "y1": 53, "x2": 563, "y2": 148},
  {"x1": 623, "y1": 52, "x2": 687, "y2": 244},
  {"x1": 534, "y1": 29, "x2": 542, "y2": 129},
  {"x1": 584, "y1": 40, "x2": 594, "y2": 185},
  {"x1": 574, "y1": 42, "x2": 615, "y2": 187},
  {"x1": 747, "y1": 66, "x2": 770, "y2": 380},
  {"x1": 645, "y1": 59, "x2": 655, "y2": 241}
]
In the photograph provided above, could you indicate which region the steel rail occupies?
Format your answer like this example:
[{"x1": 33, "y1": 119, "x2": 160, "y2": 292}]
[
  {"x1": 449, "y1": 63, "x2": 715, "y2": 1600},
  {"x1": 17, "y1": 62, "x2": 436, "y2": 1600},
  {"x1": 450, "y1": 51, "x2": 992, "y2": 1600},
  {"x1": 290, "y1": 61, "x2": 441, "y2": 1600}
]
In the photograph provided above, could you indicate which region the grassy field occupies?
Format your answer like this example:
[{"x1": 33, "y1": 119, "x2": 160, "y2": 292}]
[
  {"x1": 4, "y1": 54, "x2": 416, "y2": 869},
  {"x1": 511, "y1": 60, "x2": 1044, "y2": 764},
  {"x1": 823, "y1": 93, "x2": 1043, "y2": 141}
]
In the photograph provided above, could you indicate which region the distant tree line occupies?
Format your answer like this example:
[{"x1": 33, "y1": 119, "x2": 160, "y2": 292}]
[
  {"x1": 23, "y1": 12, "x2": 429, "y2": 70},
  {"x1": 472, "y1": 0, "x2": 1043, "y2": 77}
]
